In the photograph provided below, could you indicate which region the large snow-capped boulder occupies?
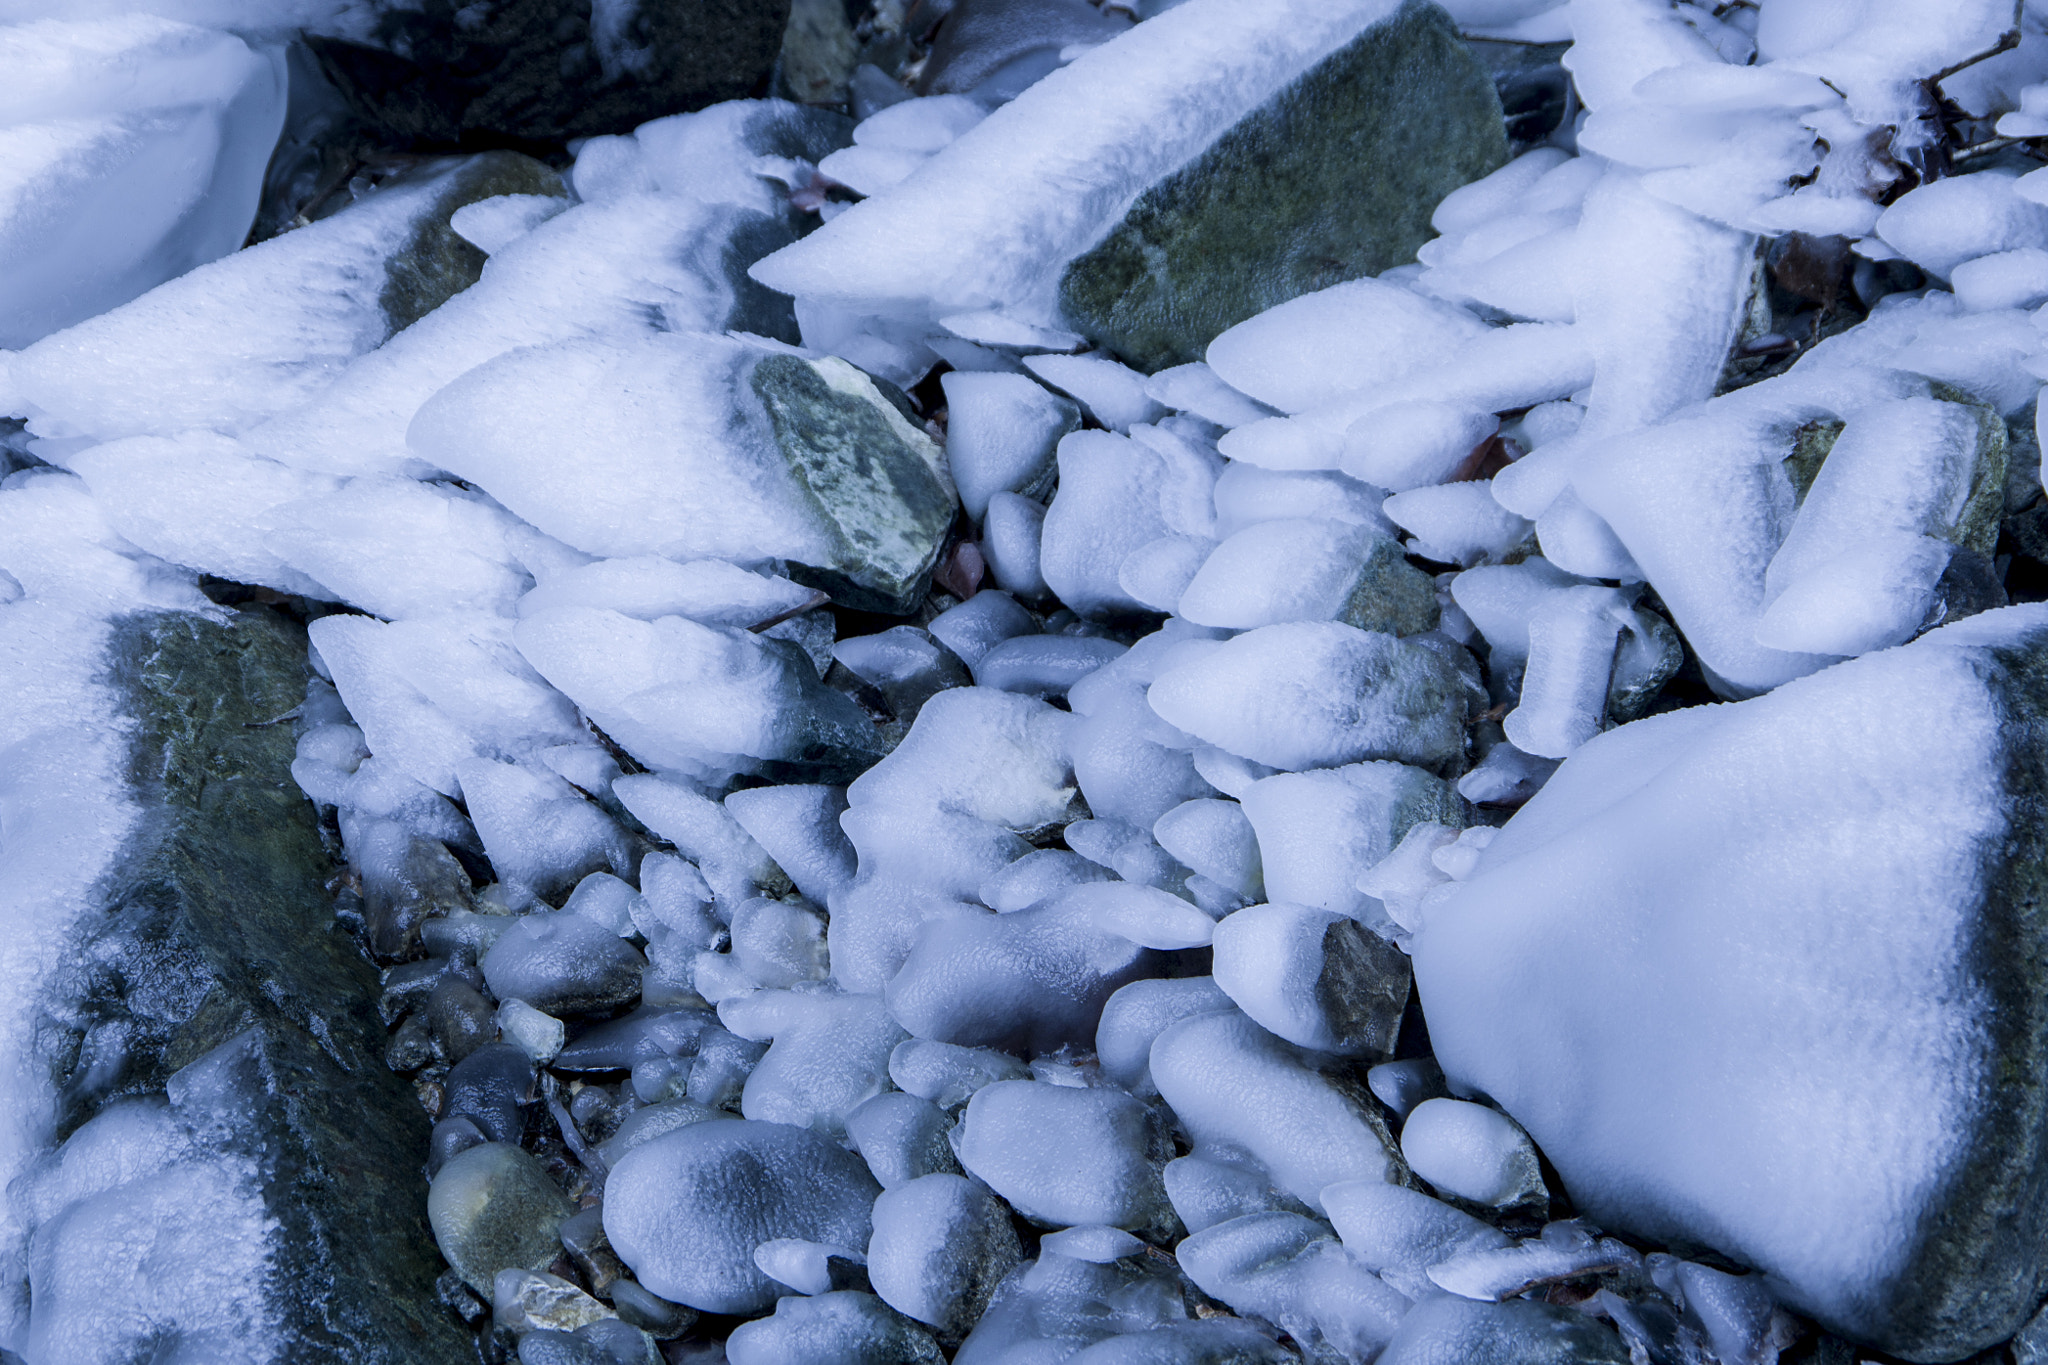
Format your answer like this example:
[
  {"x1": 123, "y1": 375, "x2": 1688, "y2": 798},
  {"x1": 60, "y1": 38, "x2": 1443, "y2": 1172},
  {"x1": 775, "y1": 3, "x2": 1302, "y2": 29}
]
[{"x1": 1411, "y1": 604, "x2": 2048, "y2": 1360}]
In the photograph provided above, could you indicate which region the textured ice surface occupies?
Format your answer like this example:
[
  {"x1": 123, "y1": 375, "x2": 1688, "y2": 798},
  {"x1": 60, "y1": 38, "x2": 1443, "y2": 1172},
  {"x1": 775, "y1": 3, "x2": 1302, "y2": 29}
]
[
  {"x1": 1210, "y1": 901, "x2": 1410, "y2": 1056},
  {"x1": 604, "y1": 1119, "x2": 881, "y2": 1314},
  {"x1": 958, "y1": 1081, "x2": 1171, "y2": 1232},
  {"x1": 0, "y1": 17, "x2": 285, "y2": 350},
  {"x1": 942, "y1": 370, "x2": 1079, "y2": 520},
  {"x1": 721, "y1": 989, "x2": 905, "y2": 1136},
  {"x1": 1177, "y1": 1211, "x2": 1410, "y2": 1361},
  {"x1": 869, "y1": 1173, "x2": 1022, "y2": 1333},
  {"x1": 1240, "y1": 760, "x2": 1460, "y2": 920},
  {"x1": 1399, "y1": 1098, "x2": 1544, "y2": 1207},
  {"x1": 1322, "y1": 1178, "x2": 1510, "y2": 1297}
]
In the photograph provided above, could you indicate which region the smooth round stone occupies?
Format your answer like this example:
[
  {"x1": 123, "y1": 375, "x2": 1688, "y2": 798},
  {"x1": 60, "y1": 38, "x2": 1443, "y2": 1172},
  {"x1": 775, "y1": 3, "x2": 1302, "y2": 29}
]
[
  {"x1": 1400, "y1": 1098, "x2": 1545, "y2": 1207},
  {"x1": 429, "y1": 1143, "x2": 577, "y2": 1294},
  {"x1": 483, "y1": 911, "x2": 647, "y2": 1016},
  {"x1": 603, "y1": 1120, "x2": 882, "y2": 1314},
  {"x1": 869, "y1": 1174, "x2": 1022, "y2": 1334}
]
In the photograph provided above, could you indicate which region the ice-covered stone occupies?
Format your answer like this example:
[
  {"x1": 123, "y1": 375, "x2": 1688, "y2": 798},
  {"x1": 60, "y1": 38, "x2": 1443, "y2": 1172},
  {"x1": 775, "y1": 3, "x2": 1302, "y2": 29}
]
[
  {"x1": 482, "y1": 911, "x2": 646, "y2": 1016},
  {"x1": 953, "y1": 1251, "x2": 1188, "y2": 1363},
  {"x1": 430, "y1": 1143, "x2": 577, "y2": 1294},
  {"x1": 1176, "y1": 1211, "x2": 1410, "y2": 1361},
  {"x1": 1411, "y1": 606, "x2": 2048, "y2": 1358},
  {"x1": 891, "y1": 1039, "x2": 1032, "y2": 1109},
  {"x1": 1178, "y1": 519, "x2": 1438, "y2": 636},
  {"x1": 720, "y1": 989, "x2": 907, "y2": 1136},
  {"x1": 1148, "y1": 623, "x2": 1478, "y2": 773},
  {"x1": 726, "y1": 1290, "x2": 944, "y2": 1364},
  {"x1": 1240, "y1": 760, "x2": 1462, "y2": 920},
  {"x1": 959, "y1": 1081, "x2": 1175, "y2": 1233},
  {"x1": 1095, "y1": 977, "x2": 1236, "y2": 1097},
  {"x1": 415, "y1": 336, "x2": 954, "y2": 614},
  {"x1": 1377, "y1": 1295, "x2": 1630, "y2": 1365},
  {"x1": 1211, "y1": 902, "x2": 1410, "y2": 1056},
  {"x1": 846, "y1": 1091, "x2": 963, "y2": 1189},
  {"x1": 870, "y1": 1173, "x2": 1024, "y2": 1334},
  {"x1": 1400, "y1": 1098, "x2": 1545, "y2": 1208},
  {"x1": 603, "y1": 1120, "x2": 882, "y2": 1314},
  {"x1": 1321, "y1": 1178, "x2": 1510, "y2": 1299},
  {"x1": 942, "y1": 371, "x2": 1080, "y2": 520}
]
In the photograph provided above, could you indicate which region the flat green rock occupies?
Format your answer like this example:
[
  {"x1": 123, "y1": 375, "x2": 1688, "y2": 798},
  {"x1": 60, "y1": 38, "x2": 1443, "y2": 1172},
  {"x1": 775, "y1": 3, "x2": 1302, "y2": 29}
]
[{"x1": 1058, "y1": 0, "x2": 1507, "y2": 372}]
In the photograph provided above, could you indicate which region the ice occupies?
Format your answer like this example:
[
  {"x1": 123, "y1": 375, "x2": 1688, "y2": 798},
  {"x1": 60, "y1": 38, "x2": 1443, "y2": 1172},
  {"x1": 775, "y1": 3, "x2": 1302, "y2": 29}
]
[
  {"x1": 953, "y1": 1250, "x2": 1186, "y2": 1364},
  {"x1": 1209, "y1": 466, "x2": 1395, "y2": 541},
  {"x1": 958, "y1": 1081, "x2": 1172, "y2": 1232},
  {"x1": 978, "y1": 850, "x2": 1111, "y2": 917},
  {"x1": 1876, "y1": 171, "x2": 2048, "y2": 281},
  {"x1": 613, "y1": 775, "x2": 780, "y2": 909},
  {"x1": 603, "y1": 1119, "x2": 881, "y2": 1313},
  {"x1": 1151, "y1": 1010, "x2": 1401, "y2": 1215},
  {"x1": 726, "y1": 1290, "x2": 942, "y2": 1364},
  {"x1": 1398, "y1": 1099, "x2": 1543, "y2": 1208},
  {"x1": 448, "y1": 192, "x2": 566, "y2": 256},
  {"x1": 1409, "y1": 608, "x2": 2048, "y2": 1346},
  {"x1": 64, "y1": 433, "x2": 339, "y2": 597},
  {"x1": 1499, "y1": 584, "x2": 1678, "y2": 758},
  {"x1": 479, "y1": 908, "x2": 644, "y2": 1016},
  {"x1": 983, "y1": 493, "x2": 1053, "y2": 601},
  {"x1": 1342, "y1": 403, "x2": 1498, "y2": 494},
  {"x1": 728, "y1": 897, "x2": 831, "y2": 987},
  {"x1": 1179, "y1": 520, "x2": 1404, "y2": 634},
  {"x1": 1147, "y1": 622, "x2": 1477, "y2": 773},
  {"x1": 930, "y1": 590, "x2": 1038, "y2": 669},
  {"x1": 1151, "y1": 799, "x2": 1262, "y2": 899},
  {"x1": 1204, "y1": 278, "x2": 1488, "y2": 415},
  {"x1": 1022, "y1": 354, "x2": 1166, "y2": 434},
  {"x1": 1425, "y1": 1222, "x2": 1638, "y2": 1301},
  {"x1": 495, "y1": 1000, "x2": 566, "y2": 1064},
  {"x1": 1377, "y1": 1294, "x2": 1629, "y2": 1365},
  {"x1": 846, "y1": 687, "x2": 1077, "y2": 828},
  {"x1": 1211, "y1": 902, "x2": 1411, "y2": 1057},
  {"x1": 1952, "y1": 247, "x2": 2048, "y2": 313},
  {"x1": 846, "y1": 1091, "x2": 961, "y2": 1189},
  {"x1": 1040, "y1": 430, "x2": 1178, "y2": 617},
  {"x1": 562, "y1": 872, "x2": 640, "y2": 937},
  {"x1": 869, "y1": 1173, "x2": 1023, "y2": 1333},
  {"x1": 976, "y1": 635, "x2": 1128, "y2": 699},
  {"x1": 941, "y1": 371, "x2": 1079, "y2": 519},
  {"x1": 0, "y1": 18, "x2": 285, "y2": 350},
  {"x1": 517, "y1": 609, "x2": 881, "y2": 782},
  {"x1": 1382, "y1": 480, "x2": 1532, "y2": 567},
  {"x1": 271, "y1": 476, "x2": 586, "y2": 620},
  {"x1": 887, "y1": 897, "x2": 1162, "y2": 1053},
  {"x1": 516, "y1": 556, "x2": 816, "y2": 629},
  {"x1": 409, "y1": 333, "x2": 938, "y2": 573},
  {"x1": 750, "y1": 0, "x2": 1415, "y2": 326},
  {"x1": 8, "y1": 156, "x2": 556, "y2": 443},
  {"x1": 890, "y1": 1038, "x2": 1031, "y2": 1109},
  {"x1": 833, "y1": 625, "x2": 972, "y2": 723},
  {"x1": 720, "y1": 989, "x2": 906, "y2": 1135},
  {"x1": 1095, "y1": 978, "x2": 1234, "y2": 1097},
  {"x1": 724, "y1": 783, "x2": 857, "y2": 905},
  {"x1": 1064, "y1": 1319, "x2": 1296, "y2": 1363},
  {"x1": 1050, "y1": 881, "x2": 1217, "y2": 951},
  {"x1": 248, "y1": 192, "x2": 787, "y2": 478},
  {"x1": 1175, "y1": 1211, "x2": 1411, "y2": 1361},
  {"x1": 1321, "y1": 1179, "x2": 1509, "y2": 1298},
  {"x1": 1143, "y1": 363, "x2": 1274, "y2": 429}
]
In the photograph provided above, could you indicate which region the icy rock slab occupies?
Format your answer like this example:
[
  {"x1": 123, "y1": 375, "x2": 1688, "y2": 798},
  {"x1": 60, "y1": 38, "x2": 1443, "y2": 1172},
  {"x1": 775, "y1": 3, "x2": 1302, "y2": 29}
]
[
  {"x1": 1148, "y1": 622, "x2": 1480, "y2": 773},
  {"x1": 958, "y1": 1081, "x2": 1176, "y2": 1235},
  {"x1": 1151, "y1": 1010, "x2": 1403, "y2": 1215},
  {"x1": 416, "y1": 334, "x2": 953, "y2": 613},
  {"x1": 7, "y1": 151, "x2": 562, "y2": 443},
  {"x1": 1378, "y1": 1295, "x2": 1629, "y2": 1365},
  {"x1": 754, "y1": 0, "x2": 1503, "y2": 371},
  {"x1": 516, "y1": 608, "x2": 884, "y2": 783},
  {"x1": 302, "y1": 0, "x2": 793, "y2": 143},
  {"x1": 0, "y1": 17, "x2": 285, "y2": 350},
  {"x1": 870, "y1": 1173, "x2": 1024, "y2": 1335},
  {"x1": 1211, "y1": 902, "x2": 1411, "y2": 1057},
  {"x1": 727, "y1": 1290, "x2": 943, "y2": 1365},
  {"x1": 1411, "y1": 604, "x2": 2048, "y2": 1359},
  {"x1": 1176, "y1": 1211, "x2": 1410, "y2": 1362},
  {"x1": 1178, "y1": 519, "x2": 1439, "y2": 636},
  {"x1": 22, "y1": 609, "x2": 469, "y2": 1360},
  {"x1": 604, "y1": 1119, "x2": 882, "y2": 1314}
]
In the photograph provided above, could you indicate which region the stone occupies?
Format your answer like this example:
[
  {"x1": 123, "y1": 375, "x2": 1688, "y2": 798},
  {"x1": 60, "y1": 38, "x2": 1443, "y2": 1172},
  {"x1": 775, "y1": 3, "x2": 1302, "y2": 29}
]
[
  {"x1": 870, "y1": 1174, "x2": 1025, "y2": 1335},
  {"x1": 725, "y1": 1291, "x2": 944, "y2": 1365},
  {"x1": 482, "y1": 912, "x2": 648, "y2": 1017},
  {"x1": 749, "y1": 353, "x2": 957, "y2": 613},
  {"x1": 364, "y1": 833, "x2": 476, "y2": 961},
  {"x1": 780, "y1": 0, "x2": 863, "y2": 105},
  {"x1": 23, "y1": 609, "x2": 469, "y2": 1360},
  {"x1": 603, "y1": 1119, "x2": 882, "y2": 1313},
  {"x1": 306, "y1": 0, "x2": 793, "y2": 146},
  {"x1": 442, "y1": 1042, "x2": 536, "y2": 1145},
  {"x1": 608, "y1": 1280, "x2": 696, "y2": 1339},
  {"x1": 1411, "y1": 604, "x2": 2048, "y2": 1360},
  {"x1": 1056, "y1": 0, "x2": 1505, "y2": 370},
  {"x1": 915, "y1": 0, "x2": 1130, "y2": 98},
  {"x1": 430, "y1": 1142, "x2": 577, "y2": 1295},
  {"x1": 494, "y1": 1269, "x2": 615, "y2": 1335},
  {"x1": 1210, "y1": 902, "x2": 1411, "y2": 1057}
]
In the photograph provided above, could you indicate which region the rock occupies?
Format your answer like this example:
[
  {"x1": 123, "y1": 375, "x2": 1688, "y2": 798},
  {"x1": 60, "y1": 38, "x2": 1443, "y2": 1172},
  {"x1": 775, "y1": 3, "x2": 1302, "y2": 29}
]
[
  {"x1": 1178, "y1": 520, "x2": 1441, "y2": 635},
  {"x1": 1065, "y1": 1319, "x2": 1297, "y2": 1364},
  {"x1": 1398, "y1": 1099, "x2": 1545, "y2": 1208},
  {"x1": 1056, "y1": 1, "x2": 1504, "y2": 370},
  {"x1": 430, "y1": 1143, "x2": 577, "y2": 1295},
  {"x1": 916, "y1": 0, "x2": 1130, "y2": 98},
  {"x1": 725, "y1": 1291, "x2": 944, "y2": 1365},
  {"x1": 1411, "y1": 604, "x2": 2048, "y2": 1359},
  {"x1": 868, "y1": 1174, "x2": 1024, "y2": 1335},
  {"x1": 1376, "y1": 1295, "x2": 1631, "y2": 1365},
  {"x1": 365, "y1": 834, "x2": 477, "y2": 961},
  {"x1": 493, "y1": 1269, "x2": 615, "y2": 1334},
  {"x1": 608, "y1": 1280, "x2": 696, "y2": 1339},
  {"x1": 603, "y1": 1119, "x2": 882, "y2": 1313},
  {"x1": 1176, "y1": 1211, "x2": 1410, "y2": 1361},
  {"x1": 23, "y1": 609, "x2": 469, "y2": 1360},
  {"x1": 442, "y1": 1042, "x2": 536, "y2": 1145},
  {"x1": 780, "y1": 0, "x2": 863, "y2": 105},
  {"x1": 846, "y1": 1091, "x2": 964, "y2": 1188},
  {"x1": 306, "y1": 0, "x2": 793, "y2": 145},
  {"x1": 482, "y1": 912, "x2": 648, "y2": 1016},
  {"x1": 958, "y1": 1082, "x2": 1176, "y2": 1235},
  {"x1": 1210, "y1": 902, "x2": 1411, "y2": 1056}
]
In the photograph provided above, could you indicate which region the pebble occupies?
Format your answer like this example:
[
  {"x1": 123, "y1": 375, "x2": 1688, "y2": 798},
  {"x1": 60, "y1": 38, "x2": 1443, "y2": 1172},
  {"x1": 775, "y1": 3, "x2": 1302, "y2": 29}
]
[{"x1": 429, "y1": 1143, "x2": 578, "y2": 1294}]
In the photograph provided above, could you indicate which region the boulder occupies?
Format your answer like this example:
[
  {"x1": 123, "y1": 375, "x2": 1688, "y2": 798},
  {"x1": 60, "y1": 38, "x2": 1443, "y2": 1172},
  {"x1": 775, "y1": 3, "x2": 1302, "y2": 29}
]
[
  {"x1": 306, "y1": 0, "x2": 792, "y2": 145},
  {"x1": 1412, "y1": 604, "x2": 2048, "y2": 1360},
  {"x1": 26, "y1": 608, "x2": 468, "y2": 1361}
]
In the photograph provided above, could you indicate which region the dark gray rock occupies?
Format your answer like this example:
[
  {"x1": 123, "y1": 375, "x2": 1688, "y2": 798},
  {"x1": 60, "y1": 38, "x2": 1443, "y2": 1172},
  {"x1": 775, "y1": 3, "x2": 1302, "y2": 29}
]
[
  {"x1": 378, "y1": 150, "x2": 568, "y2": 328},
  {"x1": 608, "y1": 1279, "x2": 696, "y2": 1339},
  {"x1": 442, "y1": 1041, "x2": 535, "y2": 1144},
  {"x1": 750, "y1": 353, "x2": 957, "y2": 614},
  {"x1": 481, "y1": 911, "x2": 648, "y2": 1016},
  {"x1": 1341, "y1": 535, "x2": 1441, "y2": 637},
  {"x1": 915, "y1": 0, "x2": 1129, "y2": 99},
  {"x1": 1057, "y1": 0, "x2": 1507, "y2": 371},
  {"x1": 363, "y1": 831, "x2": 476, "y2": 960},
  {"x1": 306, "y1": 0, "x2": 793, "y2": 146},
  {"x1": 30, "y1": 607, "x2": 470, "y2": 1361}
]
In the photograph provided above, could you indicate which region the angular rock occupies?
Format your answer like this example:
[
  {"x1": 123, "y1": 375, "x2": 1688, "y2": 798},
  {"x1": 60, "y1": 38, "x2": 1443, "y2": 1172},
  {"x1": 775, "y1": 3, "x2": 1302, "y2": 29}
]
[
  {"x1": 1210, "y1": 902, "x2": 1410, "y2": 1057},
  {"x1": 306, "y1": 0, "x2": 792, "y2": 145},
  {"x1": 414, "y1": 335, "x2": 954, "y2": 615},
  {"x1": 1412, "y1": 604, "x2": 2048, "y2": 1359},
  {"x1": 23, "y1": 609, "x2": 468, "y2": 1360},
  {"x1": 1057, "y1": 0, "x2": 1506, "y2": 369}
]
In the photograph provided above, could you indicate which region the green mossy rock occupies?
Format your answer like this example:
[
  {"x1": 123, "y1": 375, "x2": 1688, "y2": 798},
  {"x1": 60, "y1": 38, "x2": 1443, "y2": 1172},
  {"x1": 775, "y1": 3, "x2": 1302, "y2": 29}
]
[
  {"x1": 1057, "y1": 0, "x2": 1507, "y2": 372},
  {"x1": 43, "y1": 607, "x2": 468, "y2": 1362}
]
